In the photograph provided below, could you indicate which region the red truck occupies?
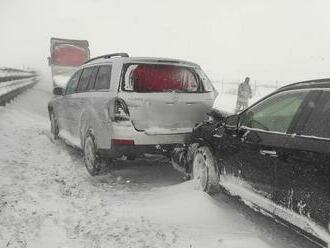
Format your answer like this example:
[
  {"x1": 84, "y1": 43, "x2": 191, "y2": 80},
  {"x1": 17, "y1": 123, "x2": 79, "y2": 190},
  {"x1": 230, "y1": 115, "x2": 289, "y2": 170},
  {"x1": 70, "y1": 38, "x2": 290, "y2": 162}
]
[{"x1": 48, "y1": 37, "x2": 90, "y2": 88}]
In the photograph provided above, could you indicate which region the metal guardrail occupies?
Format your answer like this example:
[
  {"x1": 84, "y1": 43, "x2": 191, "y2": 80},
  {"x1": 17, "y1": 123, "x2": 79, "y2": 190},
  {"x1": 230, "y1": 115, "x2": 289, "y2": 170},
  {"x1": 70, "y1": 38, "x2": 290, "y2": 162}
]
[{"x1": 0, "y1": 67, "x2": 39, "y2": 106}]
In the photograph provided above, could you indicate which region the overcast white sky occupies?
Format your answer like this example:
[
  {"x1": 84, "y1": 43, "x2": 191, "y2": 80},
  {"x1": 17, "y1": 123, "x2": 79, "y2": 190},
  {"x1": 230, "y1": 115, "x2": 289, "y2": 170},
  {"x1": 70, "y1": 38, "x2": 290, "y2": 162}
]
[{"x1": 1, "y1": 0, "x2": 330, "y2": 83}]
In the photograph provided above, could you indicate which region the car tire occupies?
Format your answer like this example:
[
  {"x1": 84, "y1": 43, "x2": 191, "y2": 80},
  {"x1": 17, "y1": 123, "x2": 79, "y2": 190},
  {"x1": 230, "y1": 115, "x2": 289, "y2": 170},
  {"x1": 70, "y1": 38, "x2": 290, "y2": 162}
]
[
  {"x1": 192, "y1": 145, "x2": 220, "y2": 194},
  {"x1": 50, "y1": 112, "x2": 59, "y2": 140},
  {"x1": 83, "y1": 132, "x2": 101, "y2": 176}
]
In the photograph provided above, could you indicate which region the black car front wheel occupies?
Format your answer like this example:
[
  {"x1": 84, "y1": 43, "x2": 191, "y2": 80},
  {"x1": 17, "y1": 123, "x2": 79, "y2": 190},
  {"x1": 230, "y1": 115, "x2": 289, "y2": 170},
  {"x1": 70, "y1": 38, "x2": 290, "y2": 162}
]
[{"x1": 192, "y1": 145, "x2": 220, "y2": 194}]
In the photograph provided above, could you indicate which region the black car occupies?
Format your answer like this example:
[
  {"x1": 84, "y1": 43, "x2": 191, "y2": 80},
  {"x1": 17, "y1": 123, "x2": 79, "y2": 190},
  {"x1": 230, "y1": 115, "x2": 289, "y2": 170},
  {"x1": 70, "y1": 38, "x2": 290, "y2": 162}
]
[{"x1": 171, "y1": 79, "x2": 330, "y2": 246}]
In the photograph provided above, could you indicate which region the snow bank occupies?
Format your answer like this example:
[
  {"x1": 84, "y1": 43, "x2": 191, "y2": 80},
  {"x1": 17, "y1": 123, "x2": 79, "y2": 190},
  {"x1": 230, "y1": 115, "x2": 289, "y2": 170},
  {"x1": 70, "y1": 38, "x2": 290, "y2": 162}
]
[{"x1": 220, "y1": 175, "x2": 330, "y2": 245}]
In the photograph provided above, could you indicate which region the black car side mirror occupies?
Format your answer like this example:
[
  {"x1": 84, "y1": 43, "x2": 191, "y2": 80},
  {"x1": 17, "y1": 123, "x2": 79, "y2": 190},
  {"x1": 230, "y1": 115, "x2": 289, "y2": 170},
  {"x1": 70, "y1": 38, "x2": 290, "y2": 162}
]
[
  {"x1": 224, "y1": 114, "x2": 239, "y2": 131},
  {"x1": 53, "y1": 87, "x2": 64, "y2": 96}
]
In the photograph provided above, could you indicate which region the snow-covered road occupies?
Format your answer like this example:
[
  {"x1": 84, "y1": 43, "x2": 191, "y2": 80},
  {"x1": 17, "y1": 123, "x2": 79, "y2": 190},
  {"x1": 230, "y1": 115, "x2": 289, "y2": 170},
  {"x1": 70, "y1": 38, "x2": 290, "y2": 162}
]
[{"x1": 0, "y1": 86, "x2": 319, "y2": 248}]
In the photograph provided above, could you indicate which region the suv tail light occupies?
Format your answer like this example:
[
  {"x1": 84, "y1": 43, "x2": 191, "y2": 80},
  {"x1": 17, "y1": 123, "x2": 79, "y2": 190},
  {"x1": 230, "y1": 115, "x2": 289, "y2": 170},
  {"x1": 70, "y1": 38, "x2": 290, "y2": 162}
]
[
  {"x1": 109, "y1": 98, "x2": 130, "y2": 121},
  {"x1": 111, "y1": 139, "x2": 134, "y2": 145}
]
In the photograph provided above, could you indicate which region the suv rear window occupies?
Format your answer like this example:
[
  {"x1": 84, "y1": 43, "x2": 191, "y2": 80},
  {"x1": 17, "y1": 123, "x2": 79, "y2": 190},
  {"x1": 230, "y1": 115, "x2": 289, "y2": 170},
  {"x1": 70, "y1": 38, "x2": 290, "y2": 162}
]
[{"x1": 122, "y1": 64, "x2": 200, "y2": 92}]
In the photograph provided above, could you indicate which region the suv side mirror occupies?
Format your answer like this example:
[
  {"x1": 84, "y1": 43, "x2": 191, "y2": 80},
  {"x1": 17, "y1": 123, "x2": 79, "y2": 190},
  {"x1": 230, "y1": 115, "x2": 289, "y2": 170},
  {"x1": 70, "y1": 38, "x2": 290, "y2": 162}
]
[
  {"x1": 53, "y1": 87, "x2": 64, "y2": 96},
  {"x1": 224, "y1": 114, "x2": 239, "y2": 131}
]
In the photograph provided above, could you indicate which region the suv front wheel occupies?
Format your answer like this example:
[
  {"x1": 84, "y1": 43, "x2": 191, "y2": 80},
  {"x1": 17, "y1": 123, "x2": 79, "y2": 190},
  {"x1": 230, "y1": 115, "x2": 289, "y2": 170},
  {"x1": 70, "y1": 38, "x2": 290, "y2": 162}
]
[
  {"x1": 84, "y1": 132, "x2": 101, "y2": 176},
  {"x1": 50, "y1": 112, "x2": 59, "y2": 140}
]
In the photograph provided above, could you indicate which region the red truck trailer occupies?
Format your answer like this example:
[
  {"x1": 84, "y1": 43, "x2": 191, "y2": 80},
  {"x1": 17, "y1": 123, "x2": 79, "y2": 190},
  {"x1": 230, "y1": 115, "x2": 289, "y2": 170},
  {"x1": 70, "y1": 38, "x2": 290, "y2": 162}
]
[{"x1": 48, "y1": 37, "x2": 90, "y2": 88}]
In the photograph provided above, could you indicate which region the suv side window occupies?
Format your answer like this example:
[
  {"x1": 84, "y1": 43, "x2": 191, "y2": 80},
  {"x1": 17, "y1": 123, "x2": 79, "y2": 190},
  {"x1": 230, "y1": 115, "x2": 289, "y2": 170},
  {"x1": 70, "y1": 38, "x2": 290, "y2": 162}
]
[
  {"x1": 94, "y1": 65, "x2": 111, "y2": 90},
  {"x1": 301, "y1": 90, "x2": 330, "y2": 138},
  {"x1": 240, "y1": 90, "x2": 308, "y2": 133},
  {"x1": 196, "y1": 69, "x2": 214, "y2": 92},
  {"x1": 66, "y1": 70, "x2": 82, "y2": 95},
  {"x1": 86, "y1": 67, "x2": 99, "y2": 90},
  {"x1": 77, "y1": 67, "x2": 93, "y2": 92}
]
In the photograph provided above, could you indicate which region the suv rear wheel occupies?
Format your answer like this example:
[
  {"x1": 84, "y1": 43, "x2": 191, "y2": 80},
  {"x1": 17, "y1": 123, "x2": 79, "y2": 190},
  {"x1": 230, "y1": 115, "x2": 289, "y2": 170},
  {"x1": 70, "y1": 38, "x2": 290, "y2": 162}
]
[
  {"x1": 50, "y1": 112, "x2": 59, "y2": 140},
  {"x1": 192, "y1": 145, "x2": 219, "y2": 194},
  {"x1": 84, "y1": 132, "x2": 101, "y2": 176}
]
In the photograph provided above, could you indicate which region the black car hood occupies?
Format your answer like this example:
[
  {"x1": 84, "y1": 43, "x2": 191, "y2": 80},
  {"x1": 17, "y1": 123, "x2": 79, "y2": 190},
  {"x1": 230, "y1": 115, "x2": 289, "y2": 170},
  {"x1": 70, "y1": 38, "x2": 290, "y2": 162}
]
[{"x1": 207, "y1": 108, "x2": 231, "y2": 121}]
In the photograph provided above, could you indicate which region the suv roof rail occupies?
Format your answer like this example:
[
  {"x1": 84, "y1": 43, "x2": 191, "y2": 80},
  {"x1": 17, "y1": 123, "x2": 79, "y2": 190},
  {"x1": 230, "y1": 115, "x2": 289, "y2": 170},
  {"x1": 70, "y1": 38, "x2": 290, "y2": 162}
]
[{"x1": 84, "y1": 53, "x2": 129, "y2": 64}]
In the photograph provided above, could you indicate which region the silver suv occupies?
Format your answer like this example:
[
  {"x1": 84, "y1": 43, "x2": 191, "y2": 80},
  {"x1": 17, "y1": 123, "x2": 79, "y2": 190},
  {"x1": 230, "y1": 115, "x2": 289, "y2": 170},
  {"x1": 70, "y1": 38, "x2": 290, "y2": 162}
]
[{"x1": 48, "y1": 53, "x2": 218, "y2": 175}]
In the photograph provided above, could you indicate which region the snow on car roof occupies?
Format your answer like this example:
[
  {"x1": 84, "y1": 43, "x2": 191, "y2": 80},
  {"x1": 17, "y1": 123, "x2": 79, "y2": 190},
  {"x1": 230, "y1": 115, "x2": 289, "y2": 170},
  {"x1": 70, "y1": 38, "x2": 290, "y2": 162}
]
[
  {"x1": 84, "y1": 56, "x2": 200, "y2": 68},
  {"x1": 278, "y1": 78, "x2": 330, "y2": 92}
]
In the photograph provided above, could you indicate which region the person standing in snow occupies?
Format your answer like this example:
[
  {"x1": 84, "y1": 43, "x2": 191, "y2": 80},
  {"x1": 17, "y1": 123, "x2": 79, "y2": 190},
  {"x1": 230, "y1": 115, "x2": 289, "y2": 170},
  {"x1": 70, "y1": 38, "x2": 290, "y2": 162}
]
[{"x1": 235, "y1": 77, "x2": 252, "y2": 113}]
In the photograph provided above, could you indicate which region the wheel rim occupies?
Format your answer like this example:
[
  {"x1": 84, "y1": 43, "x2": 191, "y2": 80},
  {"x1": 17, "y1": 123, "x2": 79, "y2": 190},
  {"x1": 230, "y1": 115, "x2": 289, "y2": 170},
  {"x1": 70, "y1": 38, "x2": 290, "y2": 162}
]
[
  {"x1": 84, "y1": 138, "x2": 96, "y2": 171},
  {"x1": 193, "y1": 152, "x2": 208, "y2": 191}
]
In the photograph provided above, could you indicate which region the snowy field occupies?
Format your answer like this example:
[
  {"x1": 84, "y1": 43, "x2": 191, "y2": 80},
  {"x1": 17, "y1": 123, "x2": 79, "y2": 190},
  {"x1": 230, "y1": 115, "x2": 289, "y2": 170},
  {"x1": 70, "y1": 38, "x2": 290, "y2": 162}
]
[
  {"x1": 212, "y1": 82, "x2": 277, "y2": 113},
  {"x1": 0, "y1": 83, "x2": 319, "y2": 248}
]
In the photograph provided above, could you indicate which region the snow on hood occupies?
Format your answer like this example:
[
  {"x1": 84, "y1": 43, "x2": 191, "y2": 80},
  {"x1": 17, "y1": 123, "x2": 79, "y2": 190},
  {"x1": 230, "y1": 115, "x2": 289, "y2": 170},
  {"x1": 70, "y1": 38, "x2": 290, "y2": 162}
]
[{"x1": 53, "y1": 75, "x2": 70, "y2": 88}]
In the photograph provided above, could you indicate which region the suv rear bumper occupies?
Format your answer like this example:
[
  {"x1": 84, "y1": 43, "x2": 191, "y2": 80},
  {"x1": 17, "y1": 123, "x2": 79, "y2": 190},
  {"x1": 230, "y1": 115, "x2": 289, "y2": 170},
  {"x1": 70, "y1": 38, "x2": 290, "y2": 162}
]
[
  {"x1": 99, "y1": 143, "x2": 180, "y2": 158},
  {"x1": 98, "y1": 122, "x2": 192, "y2": 158},
  {"x1": 111, "y1": 122, "x2": 192, "y2": 145}
]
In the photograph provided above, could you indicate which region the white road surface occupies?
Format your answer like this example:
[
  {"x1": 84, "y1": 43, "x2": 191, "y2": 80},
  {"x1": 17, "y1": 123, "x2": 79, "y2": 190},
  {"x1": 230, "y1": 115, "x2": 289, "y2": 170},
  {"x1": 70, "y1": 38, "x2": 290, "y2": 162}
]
[{"x1": 0, "y1": 84, "x2": 319, "y2": 248}]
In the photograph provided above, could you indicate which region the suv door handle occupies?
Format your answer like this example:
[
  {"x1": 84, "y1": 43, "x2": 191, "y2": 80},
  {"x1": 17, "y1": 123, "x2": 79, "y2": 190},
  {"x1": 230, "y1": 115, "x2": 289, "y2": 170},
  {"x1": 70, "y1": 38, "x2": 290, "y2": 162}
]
[{"x1": 260, "y1": 149, "x2": 278, "y2": 158}]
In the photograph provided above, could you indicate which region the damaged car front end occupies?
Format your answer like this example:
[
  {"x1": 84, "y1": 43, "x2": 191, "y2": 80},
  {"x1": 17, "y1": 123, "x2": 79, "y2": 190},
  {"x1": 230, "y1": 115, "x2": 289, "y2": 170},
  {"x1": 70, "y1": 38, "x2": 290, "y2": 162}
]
[
  {"x1": 170, "y1": 108, "x2": 230, "y2": 181},
  {"x1": 172, "y1": 80, "x2": 330, "y2": 246}
]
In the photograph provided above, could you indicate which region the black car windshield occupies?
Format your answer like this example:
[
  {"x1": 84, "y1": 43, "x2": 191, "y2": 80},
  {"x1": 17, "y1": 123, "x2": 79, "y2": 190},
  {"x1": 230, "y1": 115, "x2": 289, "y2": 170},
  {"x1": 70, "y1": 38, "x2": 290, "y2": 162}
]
[{"x1": 240, "y1": 90, "x2": 308, "y2": 133}]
